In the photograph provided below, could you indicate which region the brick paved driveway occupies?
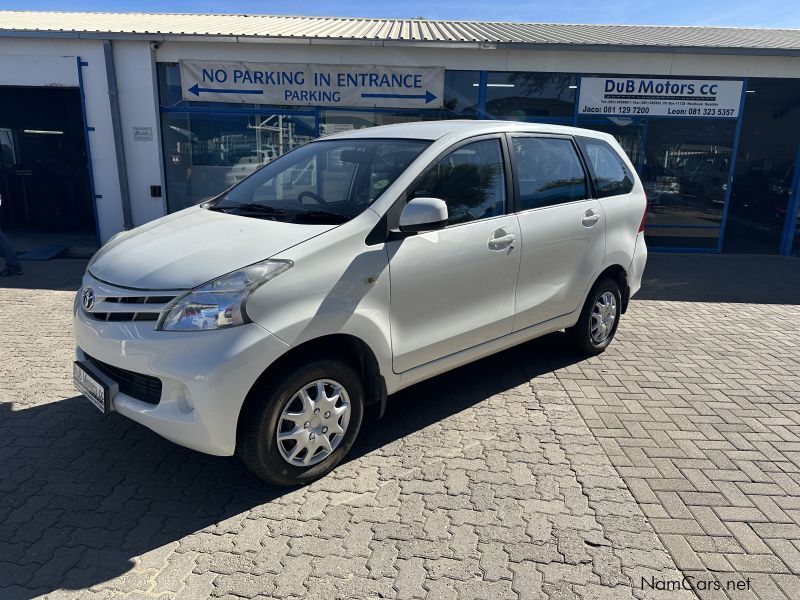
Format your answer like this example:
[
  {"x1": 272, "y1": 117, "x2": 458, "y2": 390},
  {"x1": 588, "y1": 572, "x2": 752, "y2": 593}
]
[{"x1": 0, "y1": 255, "x2": 798, "y2": 599}]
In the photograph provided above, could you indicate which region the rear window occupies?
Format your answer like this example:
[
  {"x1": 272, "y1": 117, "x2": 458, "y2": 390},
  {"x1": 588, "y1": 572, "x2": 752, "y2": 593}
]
[{"x1": 577, "y1": 137, "x2": 635, "y2": 198}]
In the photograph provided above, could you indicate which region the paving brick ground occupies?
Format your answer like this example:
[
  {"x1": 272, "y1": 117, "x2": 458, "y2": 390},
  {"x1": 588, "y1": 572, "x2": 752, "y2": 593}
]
[
  {"x1": 0, "y1": 254, "x2": 798, "y2": 599},
  {"x1": 548, "y1": 299, "x2": 800, "y2": 599}
]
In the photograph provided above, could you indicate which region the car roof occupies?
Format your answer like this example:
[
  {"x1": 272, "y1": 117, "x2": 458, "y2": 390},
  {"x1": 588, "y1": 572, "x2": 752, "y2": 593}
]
[{"x1": 319, "y1": 120, "x2": 610, "y2": 142}]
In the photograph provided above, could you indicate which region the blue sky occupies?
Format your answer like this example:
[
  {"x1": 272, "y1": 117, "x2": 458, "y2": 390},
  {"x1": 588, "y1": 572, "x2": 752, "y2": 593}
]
[{"x1": 5, "y1": 0, "x2": 800, "y2": 27}]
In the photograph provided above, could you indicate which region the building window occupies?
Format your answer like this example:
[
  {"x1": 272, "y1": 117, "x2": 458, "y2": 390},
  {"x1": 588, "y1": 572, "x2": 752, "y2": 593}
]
[
  {"x1": 161, "y1": 112, "x2": 316, "y2": 213},
  {"x1": 442, "y1": 70, "x2": 480, "y2": 116},
  {"x1": 485, "y1": 72, "x2": 577, "y2": 119},
  {"x1": 157, "y1": 62, "x2": 182, "y2": 107},
  {"x1": 641, "y1": 120, "x2": 736, "y2": 249},
  {"x1": 722, "y1": 78, "x2": 800, "y2": 254}
]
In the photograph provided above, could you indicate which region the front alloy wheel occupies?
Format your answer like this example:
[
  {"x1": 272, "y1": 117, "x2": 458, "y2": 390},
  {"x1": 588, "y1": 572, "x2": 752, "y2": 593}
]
[{"x1": 277, "y1": 379, "x2": 352, "y2": 467}]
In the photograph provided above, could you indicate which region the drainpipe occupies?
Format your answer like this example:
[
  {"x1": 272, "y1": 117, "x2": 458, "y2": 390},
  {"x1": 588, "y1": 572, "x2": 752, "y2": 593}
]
[{"x1": 103, "y1": 39, "x2": 133, "y2": 230}]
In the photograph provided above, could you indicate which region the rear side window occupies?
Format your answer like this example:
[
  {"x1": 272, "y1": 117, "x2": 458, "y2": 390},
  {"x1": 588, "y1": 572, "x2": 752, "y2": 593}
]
[
  {"x1": 410, "y1": 138, "x2": 506, "y2": 225},
  {"x1": 511, "y1": 137, "x2": 588, "y2": 210},
  {"x1": 577, "y1": 137, "x2": 635, "y2": 198}
]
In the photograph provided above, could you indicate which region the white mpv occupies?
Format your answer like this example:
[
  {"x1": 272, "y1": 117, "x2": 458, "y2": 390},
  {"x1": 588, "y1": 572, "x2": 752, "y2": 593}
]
[{"x1": 74, "y1": 121, "x2": 647, "y2": 485}]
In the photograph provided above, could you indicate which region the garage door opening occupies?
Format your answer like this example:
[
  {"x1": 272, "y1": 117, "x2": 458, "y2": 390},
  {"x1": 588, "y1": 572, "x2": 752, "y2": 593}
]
[{"x1": 0, "y1": 86, "x2": 96, "y2": 256}]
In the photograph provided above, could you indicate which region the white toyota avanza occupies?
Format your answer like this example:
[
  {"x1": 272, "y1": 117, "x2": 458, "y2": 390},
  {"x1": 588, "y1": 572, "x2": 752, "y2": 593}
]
[{"x1": 74, "y1": 121, "x2": 647, "y2": 485}]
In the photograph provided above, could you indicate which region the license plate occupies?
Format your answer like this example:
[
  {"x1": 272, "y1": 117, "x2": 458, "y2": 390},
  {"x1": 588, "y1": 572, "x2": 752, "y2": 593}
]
[{"x1": 74, "y1": 361, "x2": 112, "y2": 414}]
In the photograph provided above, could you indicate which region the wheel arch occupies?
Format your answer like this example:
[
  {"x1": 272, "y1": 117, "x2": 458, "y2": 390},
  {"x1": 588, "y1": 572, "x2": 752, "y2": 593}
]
[
  {"x1": 593, "y1": 264, "x2": 630, "y2": 313},
  {"x1": 236, "y1": 333, "x2": 387, "y2": 445}
]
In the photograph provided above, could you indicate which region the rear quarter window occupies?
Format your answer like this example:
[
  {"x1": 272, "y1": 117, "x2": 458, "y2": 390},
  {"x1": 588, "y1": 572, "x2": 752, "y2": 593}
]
[{"x1": 576, "y1": 136, "x2": 635, "y2": 198}]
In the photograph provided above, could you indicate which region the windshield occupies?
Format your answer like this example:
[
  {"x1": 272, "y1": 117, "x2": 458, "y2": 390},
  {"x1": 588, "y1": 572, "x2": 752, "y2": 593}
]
[{"x1": 207, "y1": 138, "x2": 430, "y2": 224}]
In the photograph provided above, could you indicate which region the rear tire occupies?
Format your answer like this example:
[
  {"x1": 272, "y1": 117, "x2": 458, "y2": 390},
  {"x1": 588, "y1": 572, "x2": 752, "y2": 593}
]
[
  {"x1": 237, "y1": 359, "x2": 364, "y2": 486},
  {"x1": 566, "y1": 277, "x2": 622, "y2": 355}
]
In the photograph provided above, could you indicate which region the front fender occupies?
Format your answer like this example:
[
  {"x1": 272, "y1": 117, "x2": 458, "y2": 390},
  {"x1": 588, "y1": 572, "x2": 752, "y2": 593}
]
[{"x1": 245, "y1": 240, "x2": 395, "y2": 392}]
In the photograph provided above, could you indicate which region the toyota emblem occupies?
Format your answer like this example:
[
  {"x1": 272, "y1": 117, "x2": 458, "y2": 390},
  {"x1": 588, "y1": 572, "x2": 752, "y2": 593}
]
[{"x1": 82, "y1": 287, "x2": 96, "y2": 311}]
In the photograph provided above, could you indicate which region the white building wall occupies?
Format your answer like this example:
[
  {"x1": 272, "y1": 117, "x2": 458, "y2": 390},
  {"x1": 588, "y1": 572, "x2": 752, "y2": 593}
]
[{"x1": 113, "y1": 40, "x2": 166, "y2": 227}]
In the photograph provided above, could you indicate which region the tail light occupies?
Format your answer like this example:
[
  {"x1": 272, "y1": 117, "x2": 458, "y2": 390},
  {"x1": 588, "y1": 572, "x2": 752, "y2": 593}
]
[{"x1": 639, "y1": 194, "x2": 648, "y2": 233}]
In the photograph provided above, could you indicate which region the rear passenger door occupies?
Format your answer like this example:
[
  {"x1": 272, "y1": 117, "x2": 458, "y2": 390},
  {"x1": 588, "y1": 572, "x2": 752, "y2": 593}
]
[
  {"x1": 574, "y1": 136, "x2": 641, "y2": 274},
  {"x1": 510, "y1": 134, "x2": 606, "y2": 331}
]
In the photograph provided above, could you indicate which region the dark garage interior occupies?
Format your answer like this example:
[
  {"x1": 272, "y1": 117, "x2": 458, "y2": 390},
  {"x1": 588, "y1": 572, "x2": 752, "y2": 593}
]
[{"x1": 0, "y1": 86, "x2": 95, "y2": 239}]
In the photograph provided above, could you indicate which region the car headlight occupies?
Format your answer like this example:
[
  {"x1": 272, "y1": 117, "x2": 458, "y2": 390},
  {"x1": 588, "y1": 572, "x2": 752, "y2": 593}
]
[{"x1": 156, "y1": 259, "x2": 293, "y2": 332}]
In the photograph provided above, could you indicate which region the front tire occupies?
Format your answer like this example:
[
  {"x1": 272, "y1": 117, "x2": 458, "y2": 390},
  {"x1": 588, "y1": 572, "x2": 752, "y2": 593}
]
[
  {"x1": 237, "y1": 359, "x2": 364, "y2": 486},
  {"x1": 566, "y1": 277, "x2": 622, "y2": 355}
]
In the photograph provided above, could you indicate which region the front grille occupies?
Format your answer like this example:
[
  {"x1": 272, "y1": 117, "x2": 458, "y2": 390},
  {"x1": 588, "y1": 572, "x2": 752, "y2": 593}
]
[
  {"x1": 84, "y1": 293, "x2": 176, "y2": 323},
  {"x1": 85, "y1": 354, "x2": 162, "y2": 405},
  {"x1": 91, "y1": 312, "x2": 160, "y2": 322},
  {"x1": 104, "y1": 296, "x2": 176, "y2": 304}
]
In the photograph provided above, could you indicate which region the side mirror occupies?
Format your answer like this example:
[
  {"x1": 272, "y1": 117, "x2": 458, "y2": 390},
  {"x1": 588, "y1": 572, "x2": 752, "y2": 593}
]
[{"x1": 398, "y1": 197, "x2": 448, "y2": 233}]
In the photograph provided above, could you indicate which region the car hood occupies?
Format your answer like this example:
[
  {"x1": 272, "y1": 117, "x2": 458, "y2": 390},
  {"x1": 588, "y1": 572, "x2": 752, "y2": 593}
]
[{"x1": 89, "y1": 206, "x2": 334, "y2": 289}]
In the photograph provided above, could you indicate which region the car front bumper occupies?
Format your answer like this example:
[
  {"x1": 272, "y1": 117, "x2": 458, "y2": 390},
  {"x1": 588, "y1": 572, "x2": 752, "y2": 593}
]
[{"x1": 74, "y1": 294, "x2": 289, "y2": 456}]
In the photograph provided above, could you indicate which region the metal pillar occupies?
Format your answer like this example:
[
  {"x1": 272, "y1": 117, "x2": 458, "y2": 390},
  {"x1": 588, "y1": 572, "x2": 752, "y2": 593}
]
[{"x1": 103, "y1": 40, "x2": 133, "y2": 230}]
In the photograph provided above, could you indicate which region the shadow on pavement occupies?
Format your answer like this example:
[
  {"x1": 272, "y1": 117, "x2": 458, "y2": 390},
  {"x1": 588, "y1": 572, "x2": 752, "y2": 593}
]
[
  {"x1": 0, "y1": 259, "x2": 88, "y2": 292},
  {"x1": 638, "y1": 253, "x2": 800, "y2": 304},
  {"x1": 0, "y1": 332, "x2": 582, "y2": 599}
]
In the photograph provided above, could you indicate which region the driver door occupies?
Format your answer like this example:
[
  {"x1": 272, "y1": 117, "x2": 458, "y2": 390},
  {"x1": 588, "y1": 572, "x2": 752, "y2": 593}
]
[{"x1": 387, "y1": 136, "x2": 521, "y2": 373}]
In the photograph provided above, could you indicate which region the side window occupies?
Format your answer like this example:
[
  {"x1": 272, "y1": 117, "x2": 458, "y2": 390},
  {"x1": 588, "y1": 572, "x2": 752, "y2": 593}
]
[
  {"x1": 410, "y1": 139, "x2": 506, "y2": 225},
  {"x1": 511, "y1": 137, "x2": 588, "y2": 210},
  {"x1": 577, "y1": 137, "x2": 635, "y2": 198}
]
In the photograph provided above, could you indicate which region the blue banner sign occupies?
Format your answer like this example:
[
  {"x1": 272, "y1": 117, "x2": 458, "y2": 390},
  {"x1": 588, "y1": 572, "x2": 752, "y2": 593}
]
[{"x1": 180, "y1": 61, "x2": 444, "y2": 109}]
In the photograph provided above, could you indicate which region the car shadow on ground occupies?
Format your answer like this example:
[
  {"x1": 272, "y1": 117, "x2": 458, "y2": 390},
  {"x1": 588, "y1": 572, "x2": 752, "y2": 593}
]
[{"x1": 0, "y1": 332, "x2": 581, "y2": 599}]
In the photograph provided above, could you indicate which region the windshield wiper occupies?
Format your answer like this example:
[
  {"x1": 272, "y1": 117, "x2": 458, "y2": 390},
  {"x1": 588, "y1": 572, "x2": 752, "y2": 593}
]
[
  {"x1": 214, "y1": 203, "x2": 289, "y2": 214},
  {"x1": 210, "y1": 203, "x2": 349, "y2": 223},
  {"x1": 293, "y1": 210, "x2": 351, "y2": 223}
]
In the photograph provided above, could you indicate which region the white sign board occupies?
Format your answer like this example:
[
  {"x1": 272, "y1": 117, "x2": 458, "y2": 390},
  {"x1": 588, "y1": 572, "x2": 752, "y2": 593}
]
[
  {"x1": 132, "y1": 126, "x2": 153, "y2": 142},
  {"x1": 180, "y1": 61, "x2": 444, "y2": 109},
  {"x1": 579, "y1": 77, "x2": 743, "y2": 118}
]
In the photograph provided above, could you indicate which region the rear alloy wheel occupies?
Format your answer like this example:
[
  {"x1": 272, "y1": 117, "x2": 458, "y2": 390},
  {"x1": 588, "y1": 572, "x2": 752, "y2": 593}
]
[
  {"x1": 566, "y1": 277, "x2": 622, "y2": 355},
  {"x1": 590, "y1": 291, "x2": 617, "y2": 345},
  {"x1": 238, "y1": 359, "x2": 364, "y2": 486}
]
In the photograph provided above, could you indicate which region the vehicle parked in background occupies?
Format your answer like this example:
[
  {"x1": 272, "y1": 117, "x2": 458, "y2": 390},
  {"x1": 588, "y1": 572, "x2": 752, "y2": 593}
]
[
  {"x1": 675, "y1": 154, "x2": 729, "y2": 206},
  {"x1": 224, "y1": 147, "x2": 279, "y2": 187},
  {"x1": 643, "y1": 174, "x2": 681, "y2": 204},
  {"x1": 732, "y1": 162, "x2": 794, "y2": 223},
  {"x1": 73, "y1": 121, "x2": 647, "y2": 486}
]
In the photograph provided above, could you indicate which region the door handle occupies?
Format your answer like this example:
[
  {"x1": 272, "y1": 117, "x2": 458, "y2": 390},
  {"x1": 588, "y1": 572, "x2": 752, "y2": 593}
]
[
  {"x1": 488, "y1": 230, "x2": 516, "y2": 251},
  {"x1": 581, "y1": 210, "x2": 600, "y2": 227}
]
